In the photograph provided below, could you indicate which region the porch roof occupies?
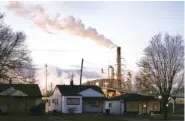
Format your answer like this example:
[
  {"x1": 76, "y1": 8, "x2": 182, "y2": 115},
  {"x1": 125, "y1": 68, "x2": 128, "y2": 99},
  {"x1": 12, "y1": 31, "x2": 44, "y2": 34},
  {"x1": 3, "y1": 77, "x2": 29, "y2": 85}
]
[
  {"x1": 63, "y1": 93, "x2": 82, "y2": 96},
  {"x1": 108, "y1": 93, "x2": 158, "y2": 102}
]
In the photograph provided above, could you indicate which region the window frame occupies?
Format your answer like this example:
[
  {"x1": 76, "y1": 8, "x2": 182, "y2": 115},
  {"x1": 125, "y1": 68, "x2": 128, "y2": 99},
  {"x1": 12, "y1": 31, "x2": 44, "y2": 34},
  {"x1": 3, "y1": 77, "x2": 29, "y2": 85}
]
[
  {"x1": 66, "y1": 98, "x2": 80, "y2": 105},
  {"x1": 55, "y1": 99, "x2": 58, "y2": 106}
]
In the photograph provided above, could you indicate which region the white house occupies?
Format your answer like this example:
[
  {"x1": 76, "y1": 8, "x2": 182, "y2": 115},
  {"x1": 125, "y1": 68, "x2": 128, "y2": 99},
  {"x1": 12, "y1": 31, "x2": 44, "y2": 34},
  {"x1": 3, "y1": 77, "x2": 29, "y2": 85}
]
[
  {"x1": 47, "y1": 83, "x2": 106, "y2": 113},
  {"x1": 105, "y1": 93, "x2": 161, "y2": 115}
]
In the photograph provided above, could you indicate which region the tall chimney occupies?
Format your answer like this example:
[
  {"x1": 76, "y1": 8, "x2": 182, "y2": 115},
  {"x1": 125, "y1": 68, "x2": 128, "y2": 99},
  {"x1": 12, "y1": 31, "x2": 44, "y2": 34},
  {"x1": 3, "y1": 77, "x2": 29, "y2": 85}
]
[
  {"x1": 108, "y1": 65, "x2": 114, "y2": 79},
  {"x1": 117, "y1": 47, "x2": 122, "y2": 88}
]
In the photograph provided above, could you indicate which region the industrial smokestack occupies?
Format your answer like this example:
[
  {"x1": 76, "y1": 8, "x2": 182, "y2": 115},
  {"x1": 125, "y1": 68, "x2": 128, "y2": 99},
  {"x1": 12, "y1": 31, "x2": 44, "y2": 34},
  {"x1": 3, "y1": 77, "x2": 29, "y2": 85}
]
[
  {"x1": 6, "y1": 2, "x2": 117, "y2": 48},
  {"x1": 116, "y1": 47, "x2": 122, "y2": 88},
  {"x1": 108, "y1": 65, "x2": 114, "y2": 79}
]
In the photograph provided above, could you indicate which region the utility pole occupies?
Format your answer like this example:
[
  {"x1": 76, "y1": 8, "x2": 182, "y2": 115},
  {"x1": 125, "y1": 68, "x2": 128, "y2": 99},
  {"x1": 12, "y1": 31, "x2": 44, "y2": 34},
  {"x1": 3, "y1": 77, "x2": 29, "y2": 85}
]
[
  {"x1": 50, "y1": 82, "x2": 53, "y2": 91},
  {"x1": 45, "y1": 64, "x2": 48, "y2": 96},
  {"x1": 80, "y1": 58, "x2": 84, "y2": 85}
]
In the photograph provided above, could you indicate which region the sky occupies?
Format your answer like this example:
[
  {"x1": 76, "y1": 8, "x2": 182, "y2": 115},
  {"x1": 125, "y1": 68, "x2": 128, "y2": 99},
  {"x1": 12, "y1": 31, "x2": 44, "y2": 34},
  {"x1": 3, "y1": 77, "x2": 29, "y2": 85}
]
[{"x1": 0, "y1": 1, "x2": 184, "y2": 89}]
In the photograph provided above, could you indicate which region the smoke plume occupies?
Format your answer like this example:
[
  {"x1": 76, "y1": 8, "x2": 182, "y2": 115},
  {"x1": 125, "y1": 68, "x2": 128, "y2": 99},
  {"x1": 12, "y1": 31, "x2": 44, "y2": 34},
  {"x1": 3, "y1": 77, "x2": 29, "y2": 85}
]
[{"x1": 7, "y1": 1, "x2": 117, "y2": 48}]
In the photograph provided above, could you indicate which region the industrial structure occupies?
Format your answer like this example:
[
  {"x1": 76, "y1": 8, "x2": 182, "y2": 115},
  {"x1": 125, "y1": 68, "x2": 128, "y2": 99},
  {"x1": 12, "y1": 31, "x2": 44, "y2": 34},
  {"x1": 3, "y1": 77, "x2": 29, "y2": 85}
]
[{"x1": 83, "y1": 47, "x2": 134, "y2": 97}]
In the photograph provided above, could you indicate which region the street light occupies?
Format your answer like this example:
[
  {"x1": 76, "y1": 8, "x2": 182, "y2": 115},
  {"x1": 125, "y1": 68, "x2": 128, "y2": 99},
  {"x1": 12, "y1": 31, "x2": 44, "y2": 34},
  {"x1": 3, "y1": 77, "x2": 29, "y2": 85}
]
[
  {"x1": 158, "y1": 95, "x2": 162, "y2": 99},
  {"x1": 143, "y1": 104, "x2": 146, "y2": 108},
  {"x1": 166, "y1": 104, "x2": 169, "y2": 107}
]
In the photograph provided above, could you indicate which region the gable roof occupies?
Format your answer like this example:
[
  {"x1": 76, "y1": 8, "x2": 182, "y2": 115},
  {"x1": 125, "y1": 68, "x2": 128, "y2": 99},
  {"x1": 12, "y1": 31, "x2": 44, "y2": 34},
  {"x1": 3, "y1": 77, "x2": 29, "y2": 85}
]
[
  {"x1": 109, "y1": 93, "x2": 158, "y2": 102},
  {"x1": 56, "y1": 85, "x2": 105, "y2": 96},
  {"x1": 0, "y1": 84, "x2": 42, "y2": 97}
]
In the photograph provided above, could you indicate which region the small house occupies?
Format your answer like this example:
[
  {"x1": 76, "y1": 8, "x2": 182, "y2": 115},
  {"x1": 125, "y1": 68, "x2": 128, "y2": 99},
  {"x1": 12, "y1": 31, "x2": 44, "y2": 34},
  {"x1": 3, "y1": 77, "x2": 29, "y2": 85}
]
[
  {"x1": 105, "y1": 93, "x2": 161, "y2": 115},
  {"x1": 48, "y1": 84, "x2": 106, "y2": 113},
  {"x1": 0, "y1": 84, "x2": 42, "y2": 113}
]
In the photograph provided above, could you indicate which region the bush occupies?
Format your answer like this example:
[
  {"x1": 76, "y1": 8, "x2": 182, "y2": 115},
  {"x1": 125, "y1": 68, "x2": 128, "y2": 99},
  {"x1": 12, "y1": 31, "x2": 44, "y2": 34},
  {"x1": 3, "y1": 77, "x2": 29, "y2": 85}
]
[
  {"x1": 68, "y1": 107, "x2": 76, "y2": 115},
  {"x1": 51, "y1": 110, "x2": 62, "y2": 116},
  {"x1": 124, "y1": 111, "x2": 140, "y2": 115},
  {"x1": 29, "y1": 102, "x2": 45, "y2": 115}
]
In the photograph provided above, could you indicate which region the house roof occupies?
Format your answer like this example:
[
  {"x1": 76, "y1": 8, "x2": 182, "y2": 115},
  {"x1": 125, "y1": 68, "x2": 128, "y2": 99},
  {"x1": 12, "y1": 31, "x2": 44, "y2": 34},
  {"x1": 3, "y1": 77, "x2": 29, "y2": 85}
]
[
  {"x1": 56, "y1": 85, "x2": 105, "y2": 96},
  {"x1": 109, "y1": 93, "x2": 158, "y2": 102},
  {"x1": 0, "y1": 84, "x2": 42, "y2": 97}
]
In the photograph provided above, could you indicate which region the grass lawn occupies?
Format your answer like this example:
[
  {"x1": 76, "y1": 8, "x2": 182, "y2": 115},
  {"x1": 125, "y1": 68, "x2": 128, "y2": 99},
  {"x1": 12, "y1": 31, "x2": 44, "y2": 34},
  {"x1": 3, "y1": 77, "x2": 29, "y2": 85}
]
[
  {"x1": 60, "y1": 114, "x2": 127, "y2": 121},
  {"x1": 0, "y1": 114, "x2": 183, "y2": 121},
  {"x1": 0, "y1": 116, "x2": 50, "y2": 121},
  {"x1": 0, "y1": 115, "x2": 126, "y2": 121}
]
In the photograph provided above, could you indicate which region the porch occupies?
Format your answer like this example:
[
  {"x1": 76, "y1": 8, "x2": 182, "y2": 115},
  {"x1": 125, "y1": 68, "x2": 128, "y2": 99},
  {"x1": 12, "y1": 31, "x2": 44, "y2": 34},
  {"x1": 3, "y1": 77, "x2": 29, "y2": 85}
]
[
  {"x1": 82, "y1": 97, "x2": 106, "y2": 113},
  {"x1": 125, "y1": 101, "x2": 161, "y2": 115}
]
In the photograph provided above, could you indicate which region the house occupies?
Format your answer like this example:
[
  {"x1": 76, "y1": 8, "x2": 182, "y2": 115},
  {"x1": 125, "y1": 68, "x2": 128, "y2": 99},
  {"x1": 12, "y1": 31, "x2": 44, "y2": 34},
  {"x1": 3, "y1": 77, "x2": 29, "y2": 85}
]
[
  {"x1": 105, "y1": 93, "x2": 160, "y2": 115},
  {"x1": 47, "y1": 84, "x2": 106, "y2": 113},
  {"x1": 0, "y1": 84, "x2": 42, "y2": 113}
]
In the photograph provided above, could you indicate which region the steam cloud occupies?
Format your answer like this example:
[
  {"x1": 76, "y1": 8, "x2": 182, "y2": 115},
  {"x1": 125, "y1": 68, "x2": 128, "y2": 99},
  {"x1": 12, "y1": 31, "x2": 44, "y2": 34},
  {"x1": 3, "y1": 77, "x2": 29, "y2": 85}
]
[{"x1": 7, "y1": 1, "x2": 117, "y2": 48}]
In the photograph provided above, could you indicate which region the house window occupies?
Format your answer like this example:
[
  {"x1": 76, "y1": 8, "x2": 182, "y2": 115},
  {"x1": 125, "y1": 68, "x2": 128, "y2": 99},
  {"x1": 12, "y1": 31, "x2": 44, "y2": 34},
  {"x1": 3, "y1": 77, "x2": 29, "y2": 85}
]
[
  {"x1": 127, "y1": 103, "x2": 137, "y2": 109},
  {"x1": 52, "y1": 99, "x2": 55, "y2": 103},
  {"x1": 108, "y1": 103, "x2": 112, "y2": 108},
  {"x1": 66, "y1": 98, "x2": 80, "y2": 105},
  {"x1": 85, "y1": 100, "x2": 100, "y2": 107},
  {"x1": 152, "y1": 103, "x2": 158, "y2": 110},
  {"x1": 55, "y1": 99, "x2": 58, "y2": 105}
]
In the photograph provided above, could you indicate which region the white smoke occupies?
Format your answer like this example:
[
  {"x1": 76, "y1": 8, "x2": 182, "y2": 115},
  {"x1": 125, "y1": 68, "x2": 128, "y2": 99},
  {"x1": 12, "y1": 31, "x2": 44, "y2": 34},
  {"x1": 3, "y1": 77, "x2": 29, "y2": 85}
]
[
  {"x1": 7, "y1": 1, "x2": 117, "y2": 48},
  {"x1": 35, "y1": 65, "x2": 101, "y2": 90}
]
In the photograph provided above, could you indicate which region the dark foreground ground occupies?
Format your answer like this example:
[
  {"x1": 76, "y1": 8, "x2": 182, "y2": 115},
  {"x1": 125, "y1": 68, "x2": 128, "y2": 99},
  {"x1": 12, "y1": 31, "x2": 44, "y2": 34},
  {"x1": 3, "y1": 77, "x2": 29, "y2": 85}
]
[{"x1": 0, "y1": 114, "x2": 184, "y2": 121}]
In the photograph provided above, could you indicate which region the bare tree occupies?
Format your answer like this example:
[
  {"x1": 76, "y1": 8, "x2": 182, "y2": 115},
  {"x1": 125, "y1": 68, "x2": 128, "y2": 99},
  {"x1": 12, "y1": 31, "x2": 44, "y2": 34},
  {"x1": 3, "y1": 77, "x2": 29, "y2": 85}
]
[
  {"x1": 125, "y1": 71, "x2": 132, "y2": 90},
  {"x1": 135, "y1": 68, "x2": 152, "y2": 90},
  {"x1": 138, "y1": 33, "x2": 184, "y2": 120},
  {"x1": 0, "y1": 13, "x2": 36, "y2": 84}
]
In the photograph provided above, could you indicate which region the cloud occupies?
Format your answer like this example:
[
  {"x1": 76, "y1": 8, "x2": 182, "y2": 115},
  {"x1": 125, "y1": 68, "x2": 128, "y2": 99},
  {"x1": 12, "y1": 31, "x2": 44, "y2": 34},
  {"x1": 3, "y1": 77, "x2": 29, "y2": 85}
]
[
  {"x1": 35, "y1": 65, "x2": 101, "y2": 89},
  {"x1": 6, "y1": 1, "x2": 117, "y2": 48}
]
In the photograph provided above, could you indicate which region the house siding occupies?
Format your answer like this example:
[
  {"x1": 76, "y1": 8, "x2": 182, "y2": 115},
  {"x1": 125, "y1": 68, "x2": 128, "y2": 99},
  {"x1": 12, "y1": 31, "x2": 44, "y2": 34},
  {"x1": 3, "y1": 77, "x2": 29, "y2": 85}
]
[
  {"x1": 105, "y1": 101, "x2": 124, "y2": 115},
  {"x1": 48, "y1": 87, "x2": 62, "y2": 112}
]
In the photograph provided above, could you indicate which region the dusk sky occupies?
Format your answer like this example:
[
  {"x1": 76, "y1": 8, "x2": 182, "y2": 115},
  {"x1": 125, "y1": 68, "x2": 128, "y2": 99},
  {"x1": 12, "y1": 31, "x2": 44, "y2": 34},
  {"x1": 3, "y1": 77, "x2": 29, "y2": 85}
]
[{"x1": 0, "y1": 1, "x2": 184, "y2": 88}]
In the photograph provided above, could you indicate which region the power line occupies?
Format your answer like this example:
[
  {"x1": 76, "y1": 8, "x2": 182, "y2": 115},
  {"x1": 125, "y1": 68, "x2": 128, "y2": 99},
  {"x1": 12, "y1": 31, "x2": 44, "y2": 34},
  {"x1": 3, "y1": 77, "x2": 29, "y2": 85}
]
[{"x1": 30, "y1": 49, "x2": 114, "y2": 54}]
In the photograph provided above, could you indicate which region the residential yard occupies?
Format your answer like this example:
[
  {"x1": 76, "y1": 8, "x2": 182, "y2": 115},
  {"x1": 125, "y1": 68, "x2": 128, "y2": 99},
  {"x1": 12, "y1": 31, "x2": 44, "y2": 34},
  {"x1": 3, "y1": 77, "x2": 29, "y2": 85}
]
[{"x1": 0, "y1": 114, "x2": 184, "y2": 121}]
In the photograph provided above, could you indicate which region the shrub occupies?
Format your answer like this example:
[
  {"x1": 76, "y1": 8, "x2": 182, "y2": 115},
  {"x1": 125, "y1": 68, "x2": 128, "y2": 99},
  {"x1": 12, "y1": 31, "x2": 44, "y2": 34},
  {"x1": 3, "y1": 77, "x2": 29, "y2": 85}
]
[
  {"x1": 29, "y1": 101, "x2": 45, "y2": 115},
  {"x1": 68, "y1": 107, "x2": 76, "y2": 114}
]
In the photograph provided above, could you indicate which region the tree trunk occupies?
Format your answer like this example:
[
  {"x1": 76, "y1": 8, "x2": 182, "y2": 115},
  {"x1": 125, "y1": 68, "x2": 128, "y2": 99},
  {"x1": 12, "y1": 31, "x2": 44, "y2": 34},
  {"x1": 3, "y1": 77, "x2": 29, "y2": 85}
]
[
  {"x1": 162, "y1": 98, "x2": 168, "y2": 120},
  {"x1": 172, "y1": 97, "x2": 176, "y2": 114}
]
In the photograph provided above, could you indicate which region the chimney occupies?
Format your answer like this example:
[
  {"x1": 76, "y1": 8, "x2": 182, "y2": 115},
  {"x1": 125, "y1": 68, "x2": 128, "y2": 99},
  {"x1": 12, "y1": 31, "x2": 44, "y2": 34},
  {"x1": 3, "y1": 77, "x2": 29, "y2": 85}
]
[
  {"x1": 108, "y1": 65, "x2": 114, "y2": 79},
  {"x1": 116, "y1": 47, "x2": 122, "y2": 88}
]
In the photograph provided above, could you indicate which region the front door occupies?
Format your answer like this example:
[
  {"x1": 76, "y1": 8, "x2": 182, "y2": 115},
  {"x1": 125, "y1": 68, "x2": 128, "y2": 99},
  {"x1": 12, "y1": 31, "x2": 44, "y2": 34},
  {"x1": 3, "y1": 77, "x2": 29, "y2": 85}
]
[
  {"x1": 141, "y1": 103, "x2": 147, "y2": 114},
  {"x1": 139, "y1": 103, "x2": 147, "y2": 114}
]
